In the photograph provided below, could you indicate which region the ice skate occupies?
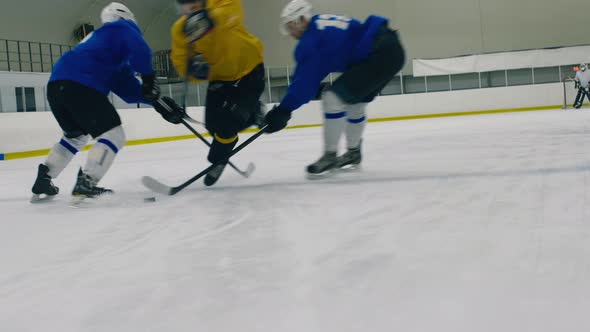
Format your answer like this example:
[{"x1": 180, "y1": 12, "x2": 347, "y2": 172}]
[
  {"x1": 204, "y1": 163, "x2": 227, "y2": 186},
  {"x1": 306, "y1": 152, "x2": 338, "y2": 180},
  {"x1": 71, "y1": 168, "x2": 113, "y2": 205},
  {"x1": 337, "y1": 146, "x2": 362, "y2": 171},
  {"x1": 30, "y1": 164, "x2": 59, "y2": 203}
]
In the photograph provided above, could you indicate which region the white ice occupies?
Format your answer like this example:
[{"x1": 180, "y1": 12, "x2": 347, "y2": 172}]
[{"x1": 1, "y1": 110, "x2": 590, "y2": 332}]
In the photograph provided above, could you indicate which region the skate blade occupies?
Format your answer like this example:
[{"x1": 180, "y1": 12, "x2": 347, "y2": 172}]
[
  {"x1": 69, "y1": 193, "x2": 113, "y2": 208},
  {"x1": 30, "y1": 194, "x2": 56, "y2": 204},
  {"x1": 204, "y1": 165, "x2": 226, "y2": 187},
  {"x1": 306, "y1": 164, "x2": 362, "y2": 180},
  {"x1": 306, "y1": 168, "x2": 338, "y2": 180},
  {"x1": 339, "y1": 164, "x2": 362, "y2": 172},
  {"x1": 69, "y1": 195, "x2": 90, "y2": 208}
]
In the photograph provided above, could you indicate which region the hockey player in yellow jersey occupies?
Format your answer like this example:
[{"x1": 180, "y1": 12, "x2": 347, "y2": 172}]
[{"x1": 172, "y1": 0, "x2": 266, "y2": 186}]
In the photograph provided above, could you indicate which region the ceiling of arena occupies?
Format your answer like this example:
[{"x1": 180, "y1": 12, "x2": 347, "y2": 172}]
[
  {"x1": 0, "y1": 0, "x2": 179, "y2": 51},
  {"x1": 3, "y1": 0, "x2": 590, "y2": 68}
]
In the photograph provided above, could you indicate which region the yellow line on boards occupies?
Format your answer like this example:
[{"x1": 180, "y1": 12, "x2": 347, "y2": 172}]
[
  {"x1": 3, "y1": 149, "x2": 52, "y2": 160},
  {"x1": 1, "y1": 105, "x2": 564, "y2": 160},
  {"x1": 367, "y1": 105, "x2": 561, "y2": 123}
]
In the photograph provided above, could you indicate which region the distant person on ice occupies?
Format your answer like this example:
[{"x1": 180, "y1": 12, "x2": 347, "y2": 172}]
[
  {"x1": 574, "y1": 63, "x2": 590, "y2": 109},
  {"x1": 263, "y1": 0, "x2": 406, "y2": 179},
  {"x1": 30, "y1": 2, "x2": 185, "y2": 204}
]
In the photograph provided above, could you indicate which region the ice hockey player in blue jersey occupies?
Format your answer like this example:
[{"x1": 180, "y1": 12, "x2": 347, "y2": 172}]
[
  {"x1": 30, "y1": 2, "x2": 185, "y2": 203},
  {"x1": 264, "y1": 0, "x2": 406, "y2": 178}
]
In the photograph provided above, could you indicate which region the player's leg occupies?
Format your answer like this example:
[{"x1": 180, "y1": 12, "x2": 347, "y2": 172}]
[
  {"x1": 306, "y1": 90, "x2": 346, "y2": 177},
  {"x1": 31, "y1": 81, "x2": 90, "y2": 201},
  {"x1": 582, "y1": 88, "x2": 590, "y2": 108},
  {"x1": 338, "y1": 102, "x2": 368, "y2": 169},
  {"x1": 203, "y1": 65, "x2": 266, "y2": 186},
  {"x1": 203, "y1": 82, "x2": 239, "y2": 186},
  {"x1": 240, "y1": 64, "x2": 267, "y2": 129},
  {"x1": 331, "y1": 26, "x2": 405, "y2": 106},
  {"x1": 44, "y1": 134, "x2": 90, "y2": 178},
  {"x1": 574, "y1": 88, "x2": 583, "y2": 108},
  {"x1": 327, "y1": 25, "x2": 405, "y2": 171},
  {"x1": 73, "y1": 125, "x2": 125, "y2": 198},
  {"x1": 65, "y1": 82, "x2": 125, "y2": 198}
]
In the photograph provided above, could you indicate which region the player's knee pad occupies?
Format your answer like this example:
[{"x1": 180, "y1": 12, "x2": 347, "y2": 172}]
[
  {"x1": 58, "y1": 134, "x2": 90, "y2": 156},
  {"x1": 96, "y1": 126, "x2": 126, "y2": 154},
  {"x1": 215, "y1": 121, "x2": 240, "y2": 141},
  {"x1": 347, "y1": 103, "x2": 368, "y2": 124},
  {"x1": 84, "y1": 126, "x2": 125, "y2": 182},
  {"x1": 46, "y1": 134, "x2": 90, "y2": 178},
  {"x1": 322, "y1": 90, "x2": 348, "y2": 120}
]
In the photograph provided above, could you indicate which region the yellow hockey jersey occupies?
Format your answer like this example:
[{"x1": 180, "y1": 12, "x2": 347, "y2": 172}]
[{"x1": 170, "y1": 0, "x2": 264, "y2": 82}]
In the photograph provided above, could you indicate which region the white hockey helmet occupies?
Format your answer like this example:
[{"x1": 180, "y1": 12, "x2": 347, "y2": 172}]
[
  {"x1": 101, "y1": 2, "x2": 137, "y2": 25},
  {"x1": 280, "y1": 0, "x2": 313, "y2": 35},
  {"x1": 581, "y1": 63, "x2": 587, "y2": 72}
]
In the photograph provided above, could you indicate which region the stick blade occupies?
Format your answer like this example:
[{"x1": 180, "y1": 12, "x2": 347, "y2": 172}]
[
  {"x1": 244, "y1": 162, "x2": 256, "y2": 178},
  {"x1": 183, "y1": 114, "x2": 203, "y2": 125},
  {"x1": 141, "y1": 176, "x2": 174, "y2": 195}
]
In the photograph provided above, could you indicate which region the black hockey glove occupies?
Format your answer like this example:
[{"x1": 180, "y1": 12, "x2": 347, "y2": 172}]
[
  {"x1": 153, "y1": 97, "x2": 186, "y2": 124},
  {"x1": 264, "y1": 105, "x2": 291, "y2": 133},
  {"x1": 188, "y1": 54, "x2": 210, "y2": 80},
  {"x1": 184, "y1": 9, "x2": 214, "y2": 43},
  {"x1": 141, "y1": 74, "x2": 160, "y2": 103}
]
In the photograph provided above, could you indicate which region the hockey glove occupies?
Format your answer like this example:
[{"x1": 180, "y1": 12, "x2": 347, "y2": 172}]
[
  {"x1": 184, "y1": 10, "x2": 214, "y2": 43},
  {"x1": 264, "y1": 105, "x2": 291, "y2": 133},
  {"x1": 188, "y1": 54, "x2": 210, "y2": 80},
  {"x1": 141, "y1": 74, "x2": 160, "y2": 103},
  {"x1": 154, "y1": 97, "x2": 186, "y2": 124}
]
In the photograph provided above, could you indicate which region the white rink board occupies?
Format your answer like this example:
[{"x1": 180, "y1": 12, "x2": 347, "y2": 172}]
[{"x1": 0, "y1": 82, "x2": 566, "y2": 154}]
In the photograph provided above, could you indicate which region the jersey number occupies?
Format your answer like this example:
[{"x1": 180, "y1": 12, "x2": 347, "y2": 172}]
[{"x1": 316, "y1": 15, "x2": 351, "y2": 31}]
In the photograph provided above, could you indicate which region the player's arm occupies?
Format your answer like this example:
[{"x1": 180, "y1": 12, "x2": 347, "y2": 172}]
[
  {"x1": 279, "y1": 56, "x2": 326, "y2": 112},
  {"x1": 119, "y1": 25, "x2": 153, "y2": 76},
  {"x1": 264, "y1": 53, "x2": 326, "y2": 133},
  {"x1": 111, "y1": 65, "x2": 145, "y2": 104},
  {"x1": 112, "y1": 65, "x2": 186, "y2": 124},
  {"x1": 182, "y1": 0, "x2": 241, "y2": 44},
  {"x1": 116, "y1": 24, "x2": 161, "y2": 102},
  {"x1": 170, "y1": 16, "x2": 213, "y2": 81},
  {"x1": 170, "y1": 18, "x2": 195, "y2": 80}
]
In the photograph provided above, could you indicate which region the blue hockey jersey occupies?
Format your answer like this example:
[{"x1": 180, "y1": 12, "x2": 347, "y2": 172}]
[
  {"x1": 50, "y1": 20, "x2": 153, "y2": 104},
  {"x1": 279, "y1": 14, "x2": 388, "y2": 112}
]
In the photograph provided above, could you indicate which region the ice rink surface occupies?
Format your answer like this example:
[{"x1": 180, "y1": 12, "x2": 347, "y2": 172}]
[{"x1": 1, "y1": 109, "x2": 590, "y2": 331}]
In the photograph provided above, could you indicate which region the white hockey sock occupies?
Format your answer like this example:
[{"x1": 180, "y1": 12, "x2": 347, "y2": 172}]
[
  {"x1": 345, "y1": 103, "x2": 367, "y2": 149},
  {"x1": 83, "y1": 126, "x2": 125, "y2": 183},
  {"x1": 322, "y1": 91, "x2": 348, "y2": 153},
  {"x1": 45, "y1": 135, "x2": 90, "y2": 178},
  {"x1": 324, "y1": 116, "x2": 346, "y2": 152}
]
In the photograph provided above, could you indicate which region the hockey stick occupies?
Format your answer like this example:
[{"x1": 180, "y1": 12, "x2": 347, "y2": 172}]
[
  {"x1": 180, "y1": 120, "x2": 255, "y2": 177},
  {"x1": 155, "y1": 98, "x2": 255, "y2": 178},
  {"x1": 142, "y1": 125, "x2": 268, "y2": 195}
]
